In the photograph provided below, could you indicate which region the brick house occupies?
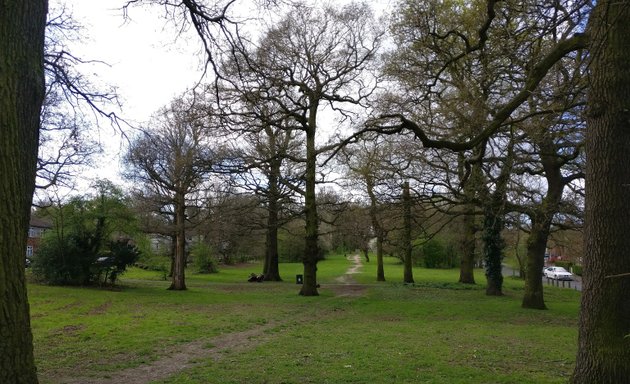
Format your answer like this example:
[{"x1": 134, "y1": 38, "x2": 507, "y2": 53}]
[{"x1": 26, "y1": 217, "x2": 52, "y2": 259}]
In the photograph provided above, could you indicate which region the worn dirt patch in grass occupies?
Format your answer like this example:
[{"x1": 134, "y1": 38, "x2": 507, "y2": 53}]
[
  {"x1": 87, "y1": 300, "x2": 112, "y2": 315},
  {"x1": 329, "y1": 254, "x2": 368, "y2": 298},
  {"x1": 54, "y1": 321, "x2": 282, "y2": 384},
  {"x1": 48, "y1": 255, "x2": 368, "y2": 384}
]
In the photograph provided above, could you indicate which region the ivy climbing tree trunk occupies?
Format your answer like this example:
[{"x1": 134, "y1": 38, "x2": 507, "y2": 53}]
[
  {"x1": 482, "y1": 141, "x2": 514, "y2": 296},
  {"x1": 571, "y1": 1, "x2": 630, "y2": 381},
  {"x1": 482, "y1": 202, "x2": 505, "y2": 296},
  {"x1": 0, "y1": 1, "x2": 48, "y2": 382}
]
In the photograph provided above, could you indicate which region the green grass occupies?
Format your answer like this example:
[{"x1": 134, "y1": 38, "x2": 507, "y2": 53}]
[{"x1": 28, "y1": 253, "x2": 580, "y2": 383}]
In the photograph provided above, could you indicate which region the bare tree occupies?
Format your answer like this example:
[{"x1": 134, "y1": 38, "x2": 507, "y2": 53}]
[{"x1": 125, "y1": 96, "x2": 217, "y2": 290}]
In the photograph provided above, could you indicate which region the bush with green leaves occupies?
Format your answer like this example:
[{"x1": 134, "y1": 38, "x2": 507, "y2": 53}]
[
  {"x1": 278, "y1": 231, "x2": 306, "y2": 263},
  {"x1": 190, "y1": 242, "x2": 218, "y2": 273},
  {"x1": 414, "y1": 239, "x2": 459, "y2": 269},
  {"x1": 32, "y1": 235, "x2": 140, "y2": 285},
  {"x1": 31, "y1": 233, "x2": 97, "y2": 285},
  {"x1": 32, "y1": 179, "x2": 141, "y2": 285},
  {"x1": 96, "y1": 240, "x2": 142, "y2": 284}
]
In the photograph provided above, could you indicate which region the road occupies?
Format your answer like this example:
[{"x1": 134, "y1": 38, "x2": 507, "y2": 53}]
[{"x1": 502, "y1": 265, "x2": 582, "y2": 292}]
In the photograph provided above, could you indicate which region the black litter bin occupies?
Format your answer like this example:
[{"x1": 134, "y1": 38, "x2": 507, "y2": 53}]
[{"x1": 296, "y1": 274, "x2": 303, "y2": 284}]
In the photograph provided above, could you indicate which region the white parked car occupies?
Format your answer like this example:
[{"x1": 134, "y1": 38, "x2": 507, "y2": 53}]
[{"x1": 544, "y1": 266, "x2": 573, "y2": 280}]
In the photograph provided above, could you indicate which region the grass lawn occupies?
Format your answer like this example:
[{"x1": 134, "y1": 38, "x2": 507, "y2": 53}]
[{"x1": 28, "y1": 253, "x2": 580, "y2": 384}]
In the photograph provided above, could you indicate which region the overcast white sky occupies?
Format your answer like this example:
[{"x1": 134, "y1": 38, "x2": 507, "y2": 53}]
[
  {"x1": 50, "y1": 0, "x2": 392, "y2": 194},
  {"x1": 52, "y1": 0, "x2": 211, "y2": 190},
  {"x1": 62, "y1": 1, "x2": 203, "y2": 123}
]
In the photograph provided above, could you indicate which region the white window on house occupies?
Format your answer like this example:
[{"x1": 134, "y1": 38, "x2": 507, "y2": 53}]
[{"x1": 26, "y1": 245, "x2": 33, "y2": 257}]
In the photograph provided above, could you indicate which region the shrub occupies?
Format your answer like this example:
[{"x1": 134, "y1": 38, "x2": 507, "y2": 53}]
[
  {"x1": 278, "y1": 231, "x2": 305, "y2": 263},
  {"x1": 190, "y1": 243, "x2": 218, "y2": 273},
  {"x1": 423, "y1": 239, "x2": 445, "y2": 268},
  {"x1": 554, "y1": 260, "x2": 573, "y2": 270},
  {"x1": 415, "y1": 239, "x2": 459, "y2": 269},
  {"x1": 32, "y1": 234, "x2": 139, "y2": 286},
  {"x1": 32, "y1": 233, "x2": 98, "y2": 285},
  {"x1": 97, "y1": 240, "x2": 141, "y2": 284}
]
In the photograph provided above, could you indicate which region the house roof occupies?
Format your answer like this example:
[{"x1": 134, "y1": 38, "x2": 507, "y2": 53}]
[{"x1": 30, "y1": 217, "x2": 52, "y2": 228}]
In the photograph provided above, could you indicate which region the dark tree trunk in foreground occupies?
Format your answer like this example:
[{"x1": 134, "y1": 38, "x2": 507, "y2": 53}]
[
  {"x1": 169, "y1": 192, "x2": 187, "y2": 290},
  {"x1": 0, "y1": 1, "x2": 47, "y2": 382},
  {"x1": 572, "y1": 2, "x2": 630, "y2": 381},
  {"x1": 402, "y1": 181, "x2": 414, "y2": 284}
]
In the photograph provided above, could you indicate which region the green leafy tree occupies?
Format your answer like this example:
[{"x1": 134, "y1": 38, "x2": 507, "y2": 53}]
[
  {"x1": 125, "y1": 97, "x2": 217, "y2": 291},
  {"x1": 101, "y1": 240, "x2": 142, "y2": 284},
  {"x1": 32, "y1": 181, "x2": 139, "y2": 285},
  {"x1": 190, "y1": 242, "x2": 218, "y2": 274}
]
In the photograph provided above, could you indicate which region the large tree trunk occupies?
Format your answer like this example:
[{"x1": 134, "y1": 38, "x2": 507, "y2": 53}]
[
  {"x1": 571, "y1": 2, "x2": 630, "y2": 381},
  {"x1": 458, "y1": 209, "x2": 476, "y2": 284},
  {"x1": 522, "y1": 150, "x2": 564, "y2": 310},
  {"x1": 300, "y1": 110, "x2": 319, "y2": 296},
  {"x1": 521, "y1": 218, "x2": 549, "y2": 309},
  {"x1": 457, "y1": 149, "x2": 482, "y2": 285},
  {"x1": 0, "y1": 1, "x2": 47, "y2": 382},
  {"x1": 482, "y1": 206, "x2": 504, "y2": 296},
  {"x1": 169, "y1": 192, "x2": 187, "y2": 290},
  {"x1": 263, "y1": 159, "x2": 282, "y2": 281},
  {"x1": 402, "y1": 181, "x2": 414, "y2": 284}
]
